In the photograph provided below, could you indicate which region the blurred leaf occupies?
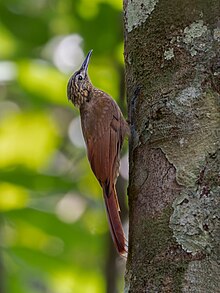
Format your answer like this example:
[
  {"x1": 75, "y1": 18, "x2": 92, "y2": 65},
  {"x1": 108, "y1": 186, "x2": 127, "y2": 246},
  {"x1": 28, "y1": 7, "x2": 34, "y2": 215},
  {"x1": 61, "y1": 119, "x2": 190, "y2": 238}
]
[
  {"x1": 5, "y1": 247, "x2": 105, "y2": 293},
  {"x1": 0, "y1": 167, "x2": 75, "y2": 192},
  {"x1": 89, "y1": 58, "x2": 119, "y2": 99},
  {"x1": 77, "y1": 0, "x2": 122, "y2": 19},
  {"x1": 3, "y1": 208, "x2": 103, "y2": 254},
  {"x1": 0, "y1": 111, "x2": 59, "y2": 169},
  {"x1": 0, "y1": 2, "x2": 50, "y2": 50},
  {"x1": 0, "y1": 183, "x2": 28, "y2": 211},
  {"x1": 17, "y1": 60, "x2": 68, "y2": 105},
  {"x1": 78, "y1": 4, "x2": 123, "y2": 55},
  {"x1": 0, "y1": 24, "x2": 17, "y2": 58}
]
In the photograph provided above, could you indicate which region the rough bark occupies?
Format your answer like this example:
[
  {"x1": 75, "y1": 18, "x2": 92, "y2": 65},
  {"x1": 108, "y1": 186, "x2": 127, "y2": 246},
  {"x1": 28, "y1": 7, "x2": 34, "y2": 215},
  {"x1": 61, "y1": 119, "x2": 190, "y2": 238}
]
[{"x1": 123, "y1": 0, "x2": 220, "y2": 292}]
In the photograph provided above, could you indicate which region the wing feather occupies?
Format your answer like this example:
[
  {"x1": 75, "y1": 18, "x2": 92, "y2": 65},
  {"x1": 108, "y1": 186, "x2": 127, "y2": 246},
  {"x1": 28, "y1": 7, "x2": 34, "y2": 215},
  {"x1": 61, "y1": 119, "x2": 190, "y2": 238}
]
[
  {"x1": 79, "y1": 94, "x2": 128, "y2": 255},
  {"x1": 84, "y1": 99, "x2": 122, "y2": 184}
]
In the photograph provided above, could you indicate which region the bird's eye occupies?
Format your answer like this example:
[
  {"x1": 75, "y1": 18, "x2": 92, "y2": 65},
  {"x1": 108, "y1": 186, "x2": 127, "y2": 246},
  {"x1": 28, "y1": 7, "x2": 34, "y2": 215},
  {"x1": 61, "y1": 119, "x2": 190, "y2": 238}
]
[{"x1": 78, "y1": 75, "x2": 83, "y2": 81}]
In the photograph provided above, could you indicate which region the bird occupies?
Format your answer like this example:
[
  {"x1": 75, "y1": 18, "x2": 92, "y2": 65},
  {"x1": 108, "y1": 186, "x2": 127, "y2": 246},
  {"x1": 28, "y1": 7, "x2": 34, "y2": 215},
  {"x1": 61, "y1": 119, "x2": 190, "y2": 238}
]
[{"x1": 67, "y1": 50, "x2": 129, "y2": 256}]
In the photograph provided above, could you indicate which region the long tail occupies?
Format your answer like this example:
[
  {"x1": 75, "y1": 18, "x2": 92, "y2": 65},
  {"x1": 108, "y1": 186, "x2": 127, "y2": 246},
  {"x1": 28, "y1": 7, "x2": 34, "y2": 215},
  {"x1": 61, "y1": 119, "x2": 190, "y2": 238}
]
[{"x1": 102, "y1": 184, "x2": 127, "y2": 256}]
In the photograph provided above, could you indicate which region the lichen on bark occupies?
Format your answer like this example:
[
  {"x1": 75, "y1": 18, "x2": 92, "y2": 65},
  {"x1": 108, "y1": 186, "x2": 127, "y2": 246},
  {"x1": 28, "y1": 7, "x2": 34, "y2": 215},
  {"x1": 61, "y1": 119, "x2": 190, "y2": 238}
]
[
  {"x1": 125, "y1": 0, "x2": 159, "y2": 33},
  {"x1": 170, "y1": 151, "x2": 220, "y2": 257},
  {"x1": 183, "y1": 259, "x2": 220, "y2": 293}
]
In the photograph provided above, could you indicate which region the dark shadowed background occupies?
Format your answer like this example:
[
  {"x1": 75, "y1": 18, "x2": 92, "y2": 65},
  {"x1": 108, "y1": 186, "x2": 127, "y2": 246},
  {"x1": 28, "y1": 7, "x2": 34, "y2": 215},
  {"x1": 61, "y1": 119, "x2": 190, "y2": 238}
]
[{"x1": 0, "y1": 0, "x2": 128, "y2": 292}]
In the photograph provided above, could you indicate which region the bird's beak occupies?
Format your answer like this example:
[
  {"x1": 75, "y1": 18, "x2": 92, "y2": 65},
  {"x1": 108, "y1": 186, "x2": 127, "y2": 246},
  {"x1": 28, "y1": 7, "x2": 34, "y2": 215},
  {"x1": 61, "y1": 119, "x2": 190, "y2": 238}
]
[{"x1": 80, "y1": 50, "x2": 93, "y2": 76}]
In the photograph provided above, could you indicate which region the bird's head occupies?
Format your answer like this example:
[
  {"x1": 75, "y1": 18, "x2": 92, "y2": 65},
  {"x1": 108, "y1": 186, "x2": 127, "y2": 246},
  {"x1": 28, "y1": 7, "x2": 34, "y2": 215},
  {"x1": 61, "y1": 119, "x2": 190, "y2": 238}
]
[{"x1": 67, "y1": 50, "x2": 93, "y2": 107}]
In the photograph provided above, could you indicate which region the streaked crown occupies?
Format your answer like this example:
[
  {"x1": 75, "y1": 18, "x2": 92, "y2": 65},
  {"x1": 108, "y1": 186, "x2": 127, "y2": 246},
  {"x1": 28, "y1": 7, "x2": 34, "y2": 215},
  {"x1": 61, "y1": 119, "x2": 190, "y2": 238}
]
[{"x1": 67, "y1": 50, "x2": 93, "y2": 107}]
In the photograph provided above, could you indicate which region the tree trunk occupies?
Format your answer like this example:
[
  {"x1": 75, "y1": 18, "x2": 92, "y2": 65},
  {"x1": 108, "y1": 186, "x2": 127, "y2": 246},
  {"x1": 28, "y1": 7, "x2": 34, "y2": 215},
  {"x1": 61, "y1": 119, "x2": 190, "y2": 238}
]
[{"x1": 123, "y1": 0, "x2": 220, "y2": 292}]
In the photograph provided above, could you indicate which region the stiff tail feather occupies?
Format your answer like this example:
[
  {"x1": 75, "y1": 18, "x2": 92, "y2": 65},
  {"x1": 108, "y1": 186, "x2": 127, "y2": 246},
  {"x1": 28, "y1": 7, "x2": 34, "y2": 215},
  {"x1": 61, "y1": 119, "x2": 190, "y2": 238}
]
[{"x1": 103, "y1": 185, "x2": 127, "y2": 256}]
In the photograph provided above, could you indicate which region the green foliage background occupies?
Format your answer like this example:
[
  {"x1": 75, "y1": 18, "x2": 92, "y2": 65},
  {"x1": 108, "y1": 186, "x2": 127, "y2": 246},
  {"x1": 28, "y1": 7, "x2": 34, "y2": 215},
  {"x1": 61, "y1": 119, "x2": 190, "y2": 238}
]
[{"x1": 0, "y1": 1, "x2": 126, "y2": 292}]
